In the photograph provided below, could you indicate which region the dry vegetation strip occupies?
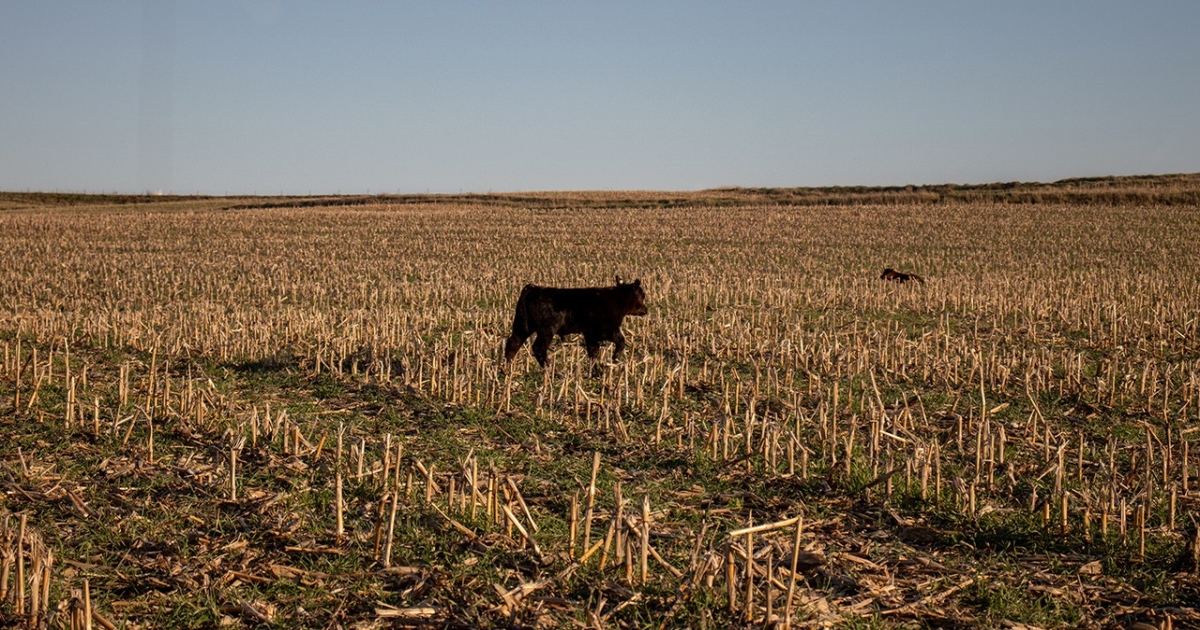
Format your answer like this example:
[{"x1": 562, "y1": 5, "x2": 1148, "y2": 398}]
[{"x1": 2, "y1": 179, "x2": 1200, "y2": 628}]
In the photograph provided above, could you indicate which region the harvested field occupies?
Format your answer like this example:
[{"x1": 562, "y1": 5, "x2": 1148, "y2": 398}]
[{"x1": 2, "y1": 176, "x2": 1200, "y2": 628}]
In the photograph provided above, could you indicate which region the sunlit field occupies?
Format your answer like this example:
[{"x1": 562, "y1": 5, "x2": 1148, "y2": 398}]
[{"x1": 2, "y1": 177, "x2": 1200, "y2": 628}]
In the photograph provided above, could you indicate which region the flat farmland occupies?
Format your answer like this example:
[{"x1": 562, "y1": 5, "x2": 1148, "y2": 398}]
[{"x1": 2, "y1": 177, "x2": 1200, "y2": 628}]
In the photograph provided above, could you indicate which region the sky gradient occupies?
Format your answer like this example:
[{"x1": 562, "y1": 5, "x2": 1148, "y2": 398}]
[{"x1": 2, "y1": 1, "x2": 1198, "y2": 194}]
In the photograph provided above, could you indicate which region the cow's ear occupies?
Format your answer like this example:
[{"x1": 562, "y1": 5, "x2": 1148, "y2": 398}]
[
  {"x1": 615, "y1": 275, "x2": 623, "y2": 285},
  {"x1": 633, "y1": 279, "x2": 641, "y2": 287}
]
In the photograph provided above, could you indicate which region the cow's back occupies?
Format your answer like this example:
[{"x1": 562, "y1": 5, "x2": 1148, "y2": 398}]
[{"x1": 522, "y1": 286, "x2": 622, "y2": 335}]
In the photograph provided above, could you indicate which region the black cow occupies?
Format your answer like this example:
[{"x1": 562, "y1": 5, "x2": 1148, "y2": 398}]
[
  {"x1": 504, "y1": 277, "x2": 648, "y2": 368},
  {"x1": 880, "y1": 268, "x2": 925, "y2": 284}
]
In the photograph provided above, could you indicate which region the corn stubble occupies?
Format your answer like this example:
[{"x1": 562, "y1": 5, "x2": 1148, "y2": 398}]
[{"x1": 1, "y1": 184, "x2": 1200, "y2": 628}]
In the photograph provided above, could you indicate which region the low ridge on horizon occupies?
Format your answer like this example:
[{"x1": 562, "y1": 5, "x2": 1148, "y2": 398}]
[{"x1": 3, "y1": 172, "x2": 1199, "y2": 201}]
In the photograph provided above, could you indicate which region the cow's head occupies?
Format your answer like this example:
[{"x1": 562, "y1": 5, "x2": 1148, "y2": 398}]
[{"x1": 616, "y1": 277, "x2": 648, "y2": 316}]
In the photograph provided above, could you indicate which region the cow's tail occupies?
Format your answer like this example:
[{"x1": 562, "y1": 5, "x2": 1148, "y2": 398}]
[{"x1": 511, "y1": 284, "x2": 535, "y2": 338}]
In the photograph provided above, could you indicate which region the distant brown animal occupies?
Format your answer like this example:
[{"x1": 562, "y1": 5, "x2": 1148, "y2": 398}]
[
  {"x1": 504, "y1": 276, "x2": 649, "y2": 368},
  {"x1": 880, "y1": 268, "x2": 925, "y2": 284}
]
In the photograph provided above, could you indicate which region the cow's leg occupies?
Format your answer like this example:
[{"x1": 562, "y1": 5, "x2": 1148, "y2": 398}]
[
  {"x1": 611, "y1": 330, "x2": 627, "y2": 360},
  {"x1": 583, "y1": 334, "x2": 603, "y2": 376},
  {"x1": 584, "y1": 334, "x2": 601, "y2": 360},
  {"x1": 531, "y1": 332, "x2": 553, "y2": 367},
  {"x1": 504, "y1": 331, "x2": 530, "y2": 365}
]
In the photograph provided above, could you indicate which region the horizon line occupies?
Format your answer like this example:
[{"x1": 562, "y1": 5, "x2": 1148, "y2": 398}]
[{"x1": 4, "y1": 171, "x2": 1199, "y2": 199}]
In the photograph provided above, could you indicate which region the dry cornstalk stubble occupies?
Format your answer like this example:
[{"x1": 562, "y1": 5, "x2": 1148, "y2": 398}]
[{"x1": 1, "y1": 181, "x2": 1200, "y2": 627}]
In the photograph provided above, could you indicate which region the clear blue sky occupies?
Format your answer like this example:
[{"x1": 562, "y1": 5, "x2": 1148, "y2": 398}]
[{"x1": 2, "y1": 1, "x2": 1198, "y2": 194}]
